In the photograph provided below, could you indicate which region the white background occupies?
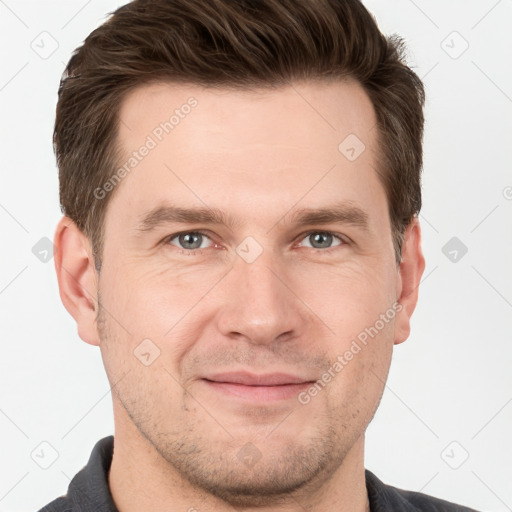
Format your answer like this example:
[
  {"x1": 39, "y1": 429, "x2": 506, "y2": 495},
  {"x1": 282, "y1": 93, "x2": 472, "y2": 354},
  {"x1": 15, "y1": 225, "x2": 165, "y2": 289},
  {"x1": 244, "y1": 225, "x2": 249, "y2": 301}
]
[{"x1": 1, "y1": 0, "x2": 511, "y2": 510}]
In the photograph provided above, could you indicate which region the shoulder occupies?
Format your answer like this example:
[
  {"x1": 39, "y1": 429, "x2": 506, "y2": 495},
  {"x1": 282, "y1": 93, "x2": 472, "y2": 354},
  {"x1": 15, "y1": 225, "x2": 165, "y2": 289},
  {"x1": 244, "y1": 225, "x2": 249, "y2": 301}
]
[
  {"x1": 35, "y1": 436, "x2": 116, "y2": 512},
  {"x1": 37, "y1": 497, "x2": 72, "y2": 512},
  {"x1": 365, "y1": 470, "x2": 480, "y2": 512}
]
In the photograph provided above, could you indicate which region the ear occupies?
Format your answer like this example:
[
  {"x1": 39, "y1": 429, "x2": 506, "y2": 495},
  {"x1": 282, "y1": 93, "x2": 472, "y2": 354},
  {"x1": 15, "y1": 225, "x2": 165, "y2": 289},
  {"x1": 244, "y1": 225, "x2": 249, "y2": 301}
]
[
  {"x1": 394, "y1": 217, "x2": 425, "y2": 345},
  {"x1": 54, "y1": 216, "x2": 100, "y2": 346}
]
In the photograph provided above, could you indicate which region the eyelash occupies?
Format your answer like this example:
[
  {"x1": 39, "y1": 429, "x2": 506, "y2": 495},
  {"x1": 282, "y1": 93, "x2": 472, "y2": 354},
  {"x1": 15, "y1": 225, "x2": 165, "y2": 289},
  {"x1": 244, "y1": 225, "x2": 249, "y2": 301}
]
[{"x1": 163, "y1": 230, "x2": 348, "y2": 254}]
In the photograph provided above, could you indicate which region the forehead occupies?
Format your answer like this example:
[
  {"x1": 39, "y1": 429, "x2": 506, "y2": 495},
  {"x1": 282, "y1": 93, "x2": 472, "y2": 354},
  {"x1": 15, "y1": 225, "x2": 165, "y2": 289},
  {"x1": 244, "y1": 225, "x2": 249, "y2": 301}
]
[
  {"x1": 107, "y1": 79, "x2": 384, "y2": 231},
  {"x1": 118, "y1": 79, "x2": 377, "y2": 151}
]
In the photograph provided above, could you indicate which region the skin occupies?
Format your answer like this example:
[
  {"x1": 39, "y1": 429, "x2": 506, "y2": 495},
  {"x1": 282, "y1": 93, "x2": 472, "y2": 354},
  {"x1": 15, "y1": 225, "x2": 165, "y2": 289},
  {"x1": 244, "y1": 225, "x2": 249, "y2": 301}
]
[{"x1": 54, "y1": 79, "x2": 425, "y2": 512}]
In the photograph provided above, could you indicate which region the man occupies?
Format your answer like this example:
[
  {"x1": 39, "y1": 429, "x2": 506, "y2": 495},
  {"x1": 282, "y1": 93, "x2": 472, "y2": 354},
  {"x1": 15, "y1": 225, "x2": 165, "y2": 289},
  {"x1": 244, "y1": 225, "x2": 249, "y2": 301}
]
[{"x1": 41, "y1": 0, "x2": 478, "y2": 510}]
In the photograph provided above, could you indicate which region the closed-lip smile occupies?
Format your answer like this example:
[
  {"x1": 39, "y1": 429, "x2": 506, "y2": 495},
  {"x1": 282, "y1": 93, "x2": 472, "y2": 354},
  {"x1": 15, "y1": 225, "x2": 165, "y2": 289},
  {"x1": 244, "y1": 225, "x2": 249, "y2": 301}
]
[{"x1": 201, "y1": 371, "x2": 316, "y2": 401}]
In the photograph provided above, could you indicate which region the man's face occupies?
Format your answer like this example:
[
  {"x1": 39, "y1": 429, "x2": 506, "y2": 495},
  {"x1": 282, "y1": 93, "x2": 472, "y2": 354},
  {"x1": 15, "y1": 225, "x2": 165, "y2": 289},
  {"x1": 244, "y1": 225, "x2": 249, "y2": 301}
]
[{"x1": 93, "y1": 79, "x2": 411, "y2": 502}]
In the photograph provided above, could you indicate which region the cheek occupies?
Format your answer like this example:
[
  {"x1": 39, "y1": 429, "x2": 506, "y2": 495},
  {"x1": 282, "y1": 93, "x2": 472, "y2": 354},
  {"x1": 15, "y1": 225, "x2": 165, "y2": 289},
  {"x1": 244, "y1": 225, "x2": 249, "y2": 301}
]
[
  {"x1": 317, "y1": 315, "x2": 394, "y2": 434},
  {"x1": 292, "y1": 258, "x2": 397, "y2": 335},
  {"x1": 299, "y1": 262, "x2": 397, "y2": 401},
  {"x1": 99, "y1": 242, "x2": 398, "y2": 370},
  {"x1": 104, "y1": 257, "x2": 174, "y2": 317},
  {"x1": 98, "y1": 261, "x2": 225, "y2": 363}
]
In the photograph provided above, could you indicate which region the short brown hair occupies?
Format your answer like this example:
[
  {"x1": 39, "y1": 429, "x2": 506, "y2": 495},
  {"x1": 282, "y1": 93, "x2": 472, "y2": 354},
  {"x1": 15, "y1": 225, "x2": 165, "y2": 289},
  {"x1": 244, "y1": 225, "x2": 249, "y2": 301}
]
[{"x1": 55, "y1": 0, "x2": 425, "y2": 269}]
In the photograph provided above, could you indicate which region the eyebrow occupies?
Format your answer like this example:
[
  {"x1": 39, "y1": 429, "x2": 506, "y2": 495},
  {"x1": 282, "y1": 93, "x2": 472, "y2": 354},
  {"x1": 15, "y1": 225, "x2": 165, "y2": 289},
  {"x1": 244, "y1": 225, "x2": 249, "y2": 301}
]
[
  {"x1": 135, "y1": 202, "x2": 369, "y2": 233},
  {"x1": 286, "y1": 203, "x2": 369, "y2": 231},
  {"x1": 136, "y1": 205, "x2": 241, "y2": 232}
]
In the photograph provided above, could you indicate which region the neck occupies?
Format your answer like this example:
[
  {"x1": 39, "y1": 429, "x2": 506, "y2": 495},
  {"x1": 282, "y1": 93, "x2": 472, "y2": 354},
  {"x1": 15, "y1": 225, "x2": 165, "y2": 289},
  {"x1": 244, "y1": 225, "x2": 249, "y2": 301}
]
[{"x1": 108, "y1": 410, "x2": 370, "y2": 512}]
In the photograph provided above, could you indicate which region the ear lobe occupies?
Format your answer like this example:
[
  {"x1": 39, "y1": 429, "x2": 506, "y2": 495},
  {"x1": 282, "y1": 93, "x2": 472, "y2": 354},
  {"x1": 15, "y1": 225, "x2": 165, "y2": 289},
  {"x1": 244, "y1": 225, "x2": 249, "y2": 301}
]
[
  {"x1": 53, "y1": 216, "x2": 100, "y2": 346},
  {"x1": 394, "y1": 217, "x2": 425, "y2": 345}
]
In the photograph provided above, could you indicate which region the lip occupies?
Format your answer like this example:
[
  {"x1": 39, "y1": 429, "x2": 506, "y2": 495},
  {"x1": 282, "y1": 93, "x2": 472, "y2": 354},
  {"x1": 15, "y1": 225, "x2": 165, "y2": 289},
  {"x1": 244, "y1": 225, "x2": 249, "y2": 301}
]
[
  {"x1": 203, "y1": 371, "x2": 313, "y2": 386},
  {"x1": 201, "y1": 372, "x2": 315, "y2": 402}
]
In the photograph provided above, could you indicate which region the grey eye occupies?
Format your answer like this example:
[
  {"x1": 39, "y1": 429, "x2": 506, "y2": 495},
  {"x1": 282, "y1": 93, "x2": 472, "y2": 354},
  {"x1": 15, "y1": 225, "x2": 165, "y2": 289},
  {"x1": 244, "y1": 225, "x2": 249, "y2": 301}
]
[
  {"x1": 181, "y1": 233, "x2": 202, "y2": 249},
  {"x1": 309, "y1": 232, "x2": 333, "y2": 248},
  {"x1": 302, "y1": 232, "x2": 342, "y2": 249},
  {"x1": 168, "y1": 232, "x2": 212, "y2": 250}
]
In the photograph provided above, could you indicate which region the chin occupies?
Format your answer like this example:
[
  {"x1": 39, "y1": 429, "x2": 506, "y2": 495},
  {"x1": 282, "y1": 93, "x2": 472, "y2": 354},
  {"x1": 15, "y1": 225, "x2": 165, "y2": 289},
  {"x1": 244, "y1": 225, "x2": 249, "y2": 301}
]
[{"x1": 153, "y1": 433, "x2": 341, "y2": 506}]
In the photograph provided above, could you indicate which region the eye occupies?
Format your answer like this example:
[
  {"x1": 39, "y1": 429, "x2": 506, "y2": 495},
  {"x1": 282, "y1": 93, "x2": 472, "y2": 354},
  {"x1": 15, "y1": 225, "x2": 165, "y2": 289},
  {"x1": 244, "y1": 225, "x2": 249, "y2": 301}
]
[
  {"x1": 163, "y1": 230, "x2": 346, "y2": 254},
  {"x1": 297, "y1": 231, "x2": 345, "y2": 251},
  {"x1": 166, "y1": 231, "x2": 214, "y2": 251}
]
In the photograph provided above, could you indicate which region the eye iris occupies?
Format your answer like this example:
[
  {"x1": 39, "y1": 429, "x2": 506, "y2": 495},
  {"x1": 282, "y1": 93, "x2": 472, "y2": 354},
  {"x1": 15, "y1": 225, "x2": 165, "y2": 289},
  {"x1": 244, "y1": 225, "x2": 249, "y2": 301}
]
[
  {"x1": 311, "y1": 232, "x2": 332, "y2": 248},
  {"x1": 176, "y1": 233, "x2": 335, "y2": 250},
  {"x1": 180, "y1": 233, "x2": 202, "y2": 249}
]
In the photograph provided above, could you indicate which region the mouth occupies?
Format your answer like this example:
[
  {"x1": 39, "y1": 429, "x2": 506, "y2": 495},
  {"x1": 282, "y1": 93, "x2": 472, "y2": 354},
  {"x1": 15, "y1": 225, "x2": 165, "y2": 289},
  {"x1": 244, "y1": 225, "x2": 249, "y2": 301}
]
[{"x1": 201, "y1": 372, "x2": 316, "y2": 402}]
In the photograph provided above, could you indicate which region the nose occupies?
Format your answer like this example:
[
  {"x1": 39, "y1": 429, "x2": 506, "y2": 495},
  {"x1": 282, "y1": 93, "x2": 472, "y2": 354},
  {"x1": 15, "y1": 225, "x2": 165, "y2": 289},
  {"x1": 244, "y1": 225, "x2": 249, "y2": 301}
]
[{"x1": 215, "y1": 247, "x2": 306, "y2": 348}]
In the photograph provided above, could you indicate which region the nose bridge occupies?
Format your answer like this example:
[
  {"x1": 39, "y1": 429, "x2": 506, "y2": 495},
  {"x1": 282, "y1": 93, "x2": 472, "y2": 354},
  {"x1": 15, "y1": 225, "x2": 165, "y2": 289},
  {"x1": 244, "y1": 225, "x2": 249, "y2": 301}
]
[{"x1": 216, "y1": 242, "x2": 303, "y2": 346}]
